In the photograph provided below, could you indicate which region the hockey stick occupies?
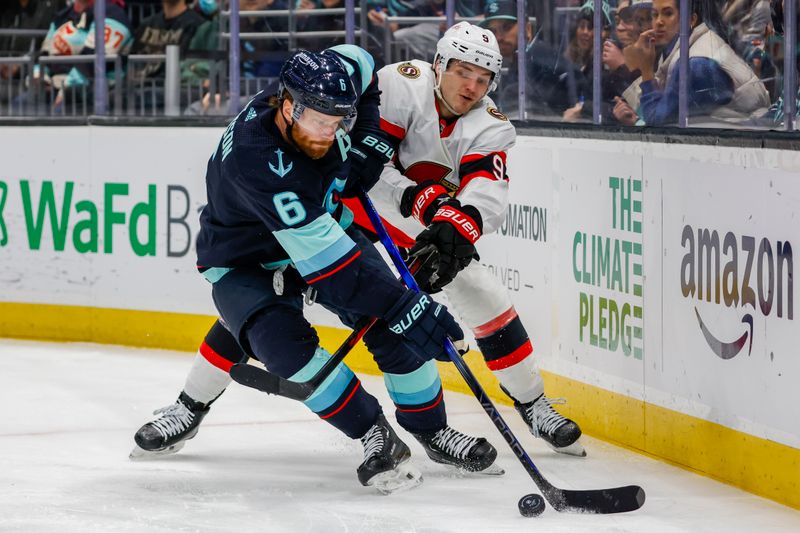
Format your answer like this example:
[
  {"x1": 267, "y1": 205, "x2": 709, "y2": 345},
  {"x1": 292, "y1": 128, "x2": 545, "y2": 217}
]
[
  {"x1": 357, "y1": 187, "x2": 646, "y2": 515},
  {"x1": 229, "y1": 255, "x2": 429, "y2": 402},
  {"x1": 229, "y1": 318, "x2": 375, "y2": 401}
]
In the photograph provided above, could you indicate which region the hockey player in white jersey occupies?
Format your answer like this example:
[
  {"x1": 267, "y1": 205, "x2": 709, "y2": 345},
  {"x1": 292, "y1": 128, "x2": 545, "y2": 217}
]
[{"x1": 347, "y1": 22, "x2": 585, "y2": 456}]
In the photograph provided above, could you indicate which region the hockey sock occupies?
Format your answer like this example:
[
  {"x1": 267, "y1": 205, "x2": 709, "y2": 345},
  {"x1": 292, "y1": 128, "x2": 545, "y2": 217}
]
[
  {"x1": 474, "y1": 308, "x2": 544, "y2": 404},
  {"x1": 183, "y1": 320, "x2": 247, "y2": 405},
  {"x1": 383, "y1": 360, "x2": 447, "y2": 434},
  {"x1": 292, "y1": 347, "x2": 380, "y2": 439}
]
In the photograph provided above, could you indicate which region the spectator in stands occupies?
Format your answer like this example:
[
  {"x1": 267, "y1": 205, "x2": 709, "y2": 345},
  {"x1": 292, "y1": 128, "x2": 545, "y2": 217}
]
[
  {"x1": 0, "y1": 0, "x2": 60, "y2": 56},
  {"x1": 180, "y1": 0, "x2": 221, "y2": 85},
  {"x1": 757, "y1": 0, "x2": 799, "y2": 127},
  {"x1": 623, "y1": 0, "x2": 771, "y2": 125},
  {"x1": 183, "y1": 0, "x2": 287, "y2": 85},
  {"x1": 0, "y1": 0, "x2": 61, "y2": 97},
  {"x1": 11, "y1": 0, "x2": 131, "y2": 113},
  {"x1": 194, "y1": 0, "x2": 220, "y2": 20},
  {"x1": 239, "y1": 0, "x2": 288, "y2": 77},
  {"x1": 369, "y1": 0, "x2": 482, "y2": 63},
  {"x1": 481, "y1": 0, "x2": 582, "y2": 117},
  {"x1": 723, "y1": 0, "x2": 776, "y2": 97},
  {"x1": 603, "y1": 0, "x2": 652, "y2": 124},
  {"x1": 128, "y1": 0, "x2": 206, "y2": 82},
  {"x1": 561, "y1": 0, "x2": 613, "y2": 121},
  {"x1": 183, "y1": 0, "x2": 288, "y2": 115},
  {"x1": 297, "y1": 0, "x2": 345, "y2": 51}
]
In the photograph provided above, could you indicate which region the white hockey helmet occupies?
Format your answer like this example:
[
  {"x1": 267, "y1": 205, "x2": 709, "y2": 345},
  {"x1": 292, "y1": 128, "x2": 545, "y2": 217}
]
[{"x1": 434, "y1": 22, "x2": 503, "y2": 93}]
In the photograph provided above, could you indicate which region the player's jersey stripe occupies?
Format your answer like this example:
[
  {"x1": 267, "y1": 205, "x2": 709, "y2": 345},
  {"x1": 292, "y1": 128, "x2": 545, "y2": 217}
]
[
  {"x1": 459, "y1": 170, "x2": 498, "y2": 191},
  {"x1": 379, "y1": 117, "x2": 406, "y2": 140},
  {"x1": 273, "y1": 214, "x2": 358, "y2": 278},
  {"x1": 292, "y1": 232, "x2": 357, "y2": 276},
  {"x1": 305, "y1": 248, "x2": 362, "y2": 284},
  {"x1": 460, "y1": 153, "x2": 485, "y2": 164}
]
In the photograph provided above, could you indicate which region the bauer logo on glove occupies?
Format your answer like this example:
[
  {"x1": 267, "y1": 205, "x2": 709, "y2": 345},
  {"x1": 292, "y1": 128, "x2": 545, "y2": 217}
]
[
  {"x1": 388, "y1": 294, "x2": 431, "y2": 334},
  {"x1": 432, "y1": 205, "x2": 481, "y2": 243}
]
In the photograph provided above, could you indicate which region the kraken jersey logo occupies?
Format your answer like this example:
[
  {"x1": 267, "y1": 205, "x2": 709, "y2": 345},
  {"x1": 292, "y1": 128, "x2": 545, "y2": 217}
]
[
  {"x1": 269, "y1": 149, "x2": 293, "y2": 178},
  {"x1": 397, "y1": 62, "x2": 421, "y2": 79},
  {"x1": 487, "y1": 107, "x2": 508, "y2": 121}
]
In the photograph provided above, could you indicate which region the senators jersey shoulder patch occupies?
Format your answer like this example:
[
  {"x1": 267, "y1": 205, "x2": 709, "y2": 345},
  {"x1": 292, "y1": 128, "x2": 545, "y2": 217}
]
[
  {"x1": 487, "y1": 107, "x2": 508, "y2": 121},
  {"x1": 397, "y1": 62, "x2": 421, "y2": 79}
]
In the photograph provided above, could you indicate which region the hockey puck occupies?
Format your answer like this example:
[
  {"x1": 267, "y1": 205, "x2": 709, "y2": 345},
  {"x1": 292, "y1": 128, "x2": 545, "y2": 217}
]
[{"x1": 518, "y1": 493, "x2": 545, "y2": 517}]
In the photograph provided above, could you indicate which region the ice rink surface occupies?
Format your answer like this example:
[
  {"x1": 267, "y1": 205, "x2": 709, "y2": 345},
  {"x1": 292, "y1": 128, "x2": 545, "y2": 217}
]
[{"x1": 1, "y1": 339, "x2": 798, "y2": 533}]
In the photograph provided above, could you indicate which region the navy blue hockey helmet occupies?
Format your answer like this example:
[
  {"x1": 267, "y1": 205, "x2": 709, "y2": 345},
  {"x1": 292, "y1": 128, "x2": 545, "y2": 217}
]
[{"x1": 278, "y1": 50, "x2": 358, "y2": 119}]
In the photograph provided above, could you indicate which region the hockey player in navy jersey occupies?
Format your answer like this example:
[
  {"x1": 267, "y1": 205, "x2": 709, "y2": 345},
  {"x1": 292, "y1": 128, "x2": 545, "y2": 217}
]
[{"x1": 131, "y1": 46, "x2": 499, "y2": 491}]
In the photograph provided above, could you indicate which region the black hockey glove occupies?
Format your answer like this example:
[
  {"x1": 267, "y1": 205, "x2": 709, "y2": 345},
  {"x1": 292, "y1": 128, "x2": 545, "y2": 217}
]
[
  {"x1": 409, "y1": 201, "x2": 483, "y2": 293},
  {"x1": 385, "y1": 290, "x2": 464, "y2": 362},
  {"x1": 344, "y1": 132, "x2": 395, "y2": 196},
  {"x1": 399, "y1": 181, "x2": 450, "y2": 225}
]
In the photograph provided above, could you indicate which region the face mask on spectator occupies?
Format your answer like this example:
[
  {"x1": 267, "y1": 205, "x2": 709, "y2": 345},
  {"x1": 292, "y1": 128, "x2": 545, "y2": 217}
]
[{"x1": 199, "y1": 0, "x2": 218, "y2": 15}]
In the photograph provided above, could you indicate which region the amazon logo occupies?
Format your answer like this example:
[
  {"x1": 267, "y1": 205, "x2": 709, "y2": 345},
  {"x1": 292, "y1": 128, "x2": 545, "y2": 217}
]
[{"x1": 680, "y1": 226, "x2": 793, "y2": 360}]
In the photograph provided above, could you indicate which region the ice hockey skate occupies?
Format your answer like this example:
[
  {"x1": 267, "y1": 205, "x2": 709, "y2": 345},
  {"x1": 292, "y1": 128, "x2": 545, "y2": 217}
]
[
  {"x1": 358, "y1": 414, "x2": 423, "y2": 495},
  {"x1": 412, "y1": 426, "x2": 504, "y2": 475},
  {"x1": 129, "y1": 392, "x2": 210, "y2": 460},
  {"x1": 513, "y1": 394, "x2": 586, "y2": 457}
]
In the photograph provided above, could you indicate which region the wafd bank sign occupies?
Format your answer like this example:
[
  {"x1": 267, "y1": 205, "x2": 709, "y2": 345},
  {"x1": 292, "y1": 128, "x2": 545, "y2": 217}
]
[
  {"x1": 0, "y1": 179, "x2": 195, "y2": 257},
  {"x1": 0, "y1": 126, "x2": 220, "y2": 314}
]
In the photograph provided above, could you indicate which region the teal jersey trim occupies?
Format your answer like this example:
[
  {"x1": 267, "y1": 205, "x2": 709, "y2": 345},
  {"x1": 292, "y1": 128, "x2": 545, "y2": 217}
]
[
  {"x1": 260, "y1": 259, "x2": 292, "y2": 270},
  {"x1": 329, "y1": 44, "x2": 375, "y2": 93},
  {"x1": 338, "y1": 205, "x2": 354, "y2": 231},
  {"x1": 272, "y1": 214, "x2": 356, "y2": 277},
  {"x1": 202, "y1": 267, "x2": 233, "y2": 283}
]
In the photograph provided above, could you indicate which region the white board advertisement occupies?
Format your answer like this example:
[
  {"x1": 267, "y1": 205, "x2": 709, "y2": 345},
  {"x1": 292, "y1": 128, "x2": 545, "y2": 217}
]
[
  {"x1": 1, "y1": 126, "x2": 799, "y2": 449},
  {"x1": 657, "y1": 157, "x2": 800, "y2": 447},
  {"x1": 554, "y1": 144, "x2": 647, "y2": 393}
]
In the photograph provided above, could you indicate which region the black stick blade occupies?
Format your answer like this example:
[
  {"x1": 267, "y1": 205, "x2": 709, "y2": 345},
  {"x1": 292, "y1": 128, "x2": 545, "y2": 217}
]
[
  {"x1": 544, "y1": 484, "x2": 646, "y2": 514},
  {"x1": 230, "y1": 364, "x2": 311, "y2": 401}
]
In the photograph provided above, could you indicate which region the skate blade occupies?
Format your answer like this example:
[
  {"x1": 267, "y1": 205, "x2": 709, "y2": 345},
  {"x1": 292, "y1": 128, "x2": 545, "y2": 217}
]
[
  {"x1": 128, "y1": 440, "x2": 186, "y2": 461},
  {"x1": 549, "y1": 441, "x2": 587, "y2": 457},
  {"x1": 369, "y1": 462, "x2": 424, "y2": 495},
  {"x1": 443, "y1": 462, "x2": 505, "y2": 476},
  {"x1": 475, "y1": 463, "x2": 505, "y2": 475}
]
